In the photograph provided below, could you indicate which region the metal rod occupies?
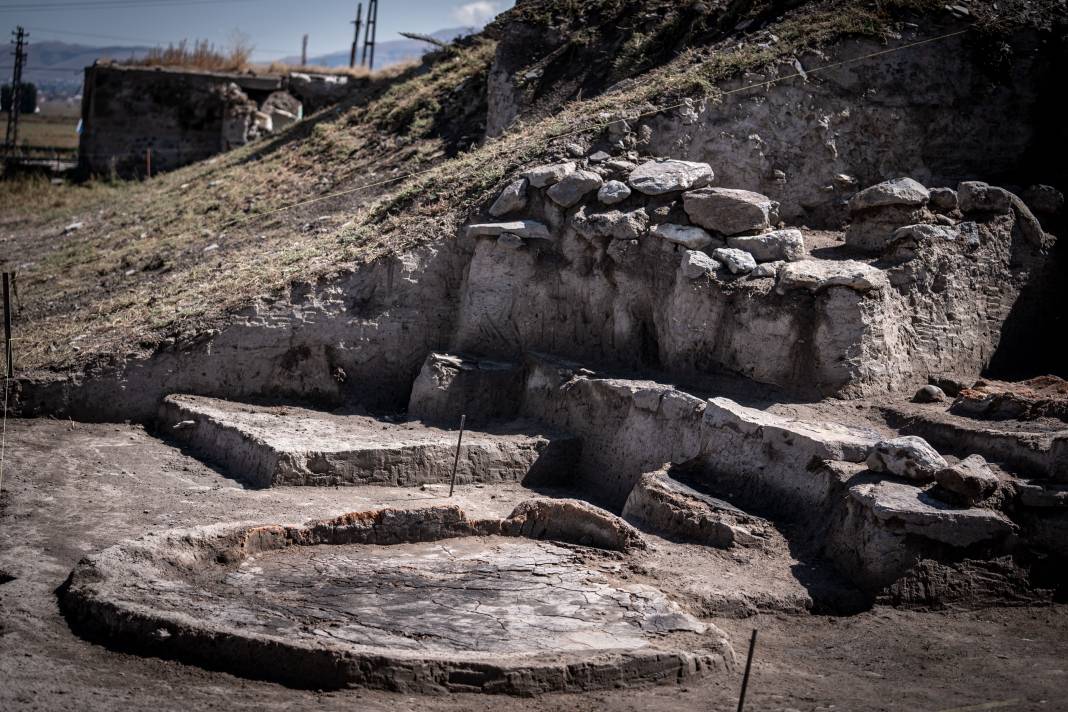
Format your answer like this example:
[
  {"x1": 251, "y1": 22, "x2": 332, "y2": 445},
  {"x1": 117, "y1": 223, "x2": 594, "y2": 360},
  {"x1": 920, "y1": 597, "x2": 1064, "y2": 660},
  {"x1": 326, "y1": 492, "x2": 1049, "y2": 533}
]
[
  {"x1": 737, "y1": 629, "x2": 758, "y2": 712},
  {"x1": 3, "y1": 273, "x2": 12, "y2": 379},
  {"x1": 447, "y1": 414, "x2": 466, "y2": 497}
]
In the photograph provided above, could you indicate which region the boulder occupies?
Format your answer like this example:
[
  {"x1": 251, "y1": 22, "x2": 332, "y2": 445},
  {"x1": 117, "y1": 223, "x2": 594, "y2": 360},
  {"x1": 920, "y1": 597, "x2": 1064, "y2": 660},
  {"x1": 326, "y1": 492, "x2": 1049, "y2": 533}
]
[
  {"x1": 727, "y1": 228, "x2": 805, "y2": 262},
  {"x1": 712, "y1": 247, "x2": 757, "y2": 275},
  {"x1": 912, "y1": 384, "x2": 947, "y2": 403},
  {"x1": 466, "y1": 220, "x2": 551, "y2": 240},
  {"x1": 928, "y1": 187, "x2": 958, "y2": 213},
  {"x1": 683, "y1": 187, "x2": 774, "y2": 235},
  {"x1": 651, "y1": 223, "x2": 716, "y2": 250},
  {"x1": 679, "y1": 250, "x2": 719, "y2": 280},
  {"x1": 850, "y1": 480, "x2": 1015, "y2": 547},
  {"x1": 489, "y1": 179, "x2": 528, "y2": 217},
  {"x1": 1022, "y1": 184, "x2": 1064, "y2": 216},
  {"x1": 958, "y1": 181, "x2": 1012, "y2": 214},
  {"x1": 628, "y1": 159, "x2": 714, "y2": 195},
  {"x1": 866, "y1": 436, "x2": 948, "y2": 482},
  {"x1": 935, "y1": 455, "x2": 999, "y2": 506},
  {"x1": 523, "y1": 161, "x2": 576, "y2": 188},
  {"x1": 848, "y1": 177, "x2": 930, "y2": 212},
  {"x1": 776, "y1": 259, "x2": 888, "y2": 294},
  {"x1": 572, "y1": 206, "x2": 649, "y2": 240},
  {"x1": 598, "y1": 179, "x2": 631, "y2": 205},
  {"x1": 547, "y1": 170, "x2": 604, "y2": 207}
]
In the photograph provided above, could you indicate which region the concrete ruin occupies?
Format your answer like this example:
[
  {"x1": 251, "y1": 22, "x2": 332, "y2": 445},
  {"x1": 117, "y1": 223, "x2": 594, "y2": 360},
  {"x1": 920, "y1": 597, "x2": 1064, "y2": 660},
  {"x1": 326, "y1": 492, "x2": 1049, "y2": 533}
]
[{"x1": 78, "y1": 63, "x2": 361, "y2": 177}]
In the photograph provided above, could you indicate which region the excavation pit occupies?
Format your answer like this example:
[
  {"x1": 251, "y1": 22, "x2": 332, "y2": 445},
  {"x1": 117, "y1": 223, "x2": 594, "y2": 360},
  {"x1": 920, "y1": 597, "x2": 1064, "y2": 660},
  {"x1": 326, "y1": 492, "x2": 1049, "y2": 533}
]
[{"x1": 62, "y1": 506, "x2": 732, "y2": 695}]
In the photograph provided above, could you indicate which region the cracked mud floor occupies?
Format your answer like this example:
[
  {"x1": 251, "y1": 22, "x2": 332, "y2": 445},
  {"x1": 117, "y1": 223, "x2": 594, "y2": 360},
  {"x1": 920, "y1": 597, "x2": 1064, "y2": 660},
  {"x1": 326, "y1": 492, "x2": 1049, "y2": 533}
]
[
  {"x1": 177, "y1": 537, "x2": 703, "y2": 655},
  {"x1": 2, "y1": 419, "x2": 1068, "y2": 711}
]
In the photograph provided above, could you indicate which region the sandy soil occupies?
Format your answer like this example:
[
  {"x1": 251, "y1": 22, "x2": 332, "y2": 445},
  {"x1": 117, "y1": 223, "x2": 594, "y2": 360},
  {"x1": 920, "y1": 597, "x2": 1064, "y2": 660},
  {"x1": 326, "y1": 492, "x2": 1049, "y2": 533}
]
[{"x1": 1, "y1": 418, "x2": 1066, "y2": 711}]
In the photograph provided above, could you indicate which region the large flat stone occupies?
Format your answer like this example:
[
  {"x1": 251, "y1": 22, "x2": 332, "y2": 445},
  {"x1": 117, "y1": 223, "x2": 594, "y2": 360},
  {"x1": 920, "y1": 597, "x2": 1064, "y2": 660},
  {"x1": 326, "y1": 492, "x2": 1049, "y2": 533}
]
[
  {"x1": 850, "y1": 480, "x2": 1016, "y2": 547},
  {"x1": 159, "y1": 395, "x2": 578, "y2": 488}
]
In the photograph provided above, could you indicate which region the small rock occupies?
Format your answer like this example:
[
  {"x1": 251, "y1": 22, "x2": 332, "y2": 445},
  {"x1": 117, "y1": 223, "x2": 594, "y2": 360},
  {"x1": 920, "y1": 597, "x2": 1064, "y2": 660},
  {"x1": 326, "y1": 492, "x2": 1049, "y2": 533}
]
[
  {"x1": 172, "y1": 420, "x2": 197, "y2": 430},
  {"x1": 727, "y1": 228, "x2": 805, "y2": 262},
  {"x1": 565, "y1": 142, "x2": 586, "y2": 157},
  {"x1": 866, "y1": 436, "x2": 948, "y2": 482},
  {"x1": 547, "y1": 170, "x2": 604, "y2": 207},
  {"x1": 629, "y1": 159, "x2": 714, "y2": 195},
  {"x1": 958, "y1": 181, "x2": 1012, "y2": 214},
  {"x1": 598, "y1": 180, "x2": 631, "y2": 205},
  {"x1": 848, "y1": 178, "x2": 930, "y2": 213},
  {"x1": 936, "y1": 455, "x2": 999, "y2": 506},
  {"x1": 588, "y1": 150, "x2": 611, "y2": 163},
  {"x1": 891, "y1": 223, "x2": 959, "y2": 243},
  {"x1": 202, "y1": 243, "x2": 219, "y2": 253},
  {"x1": 524, "y1": 161, "x2": 576, "y2": 188},
  {"x1": 489, "y1": 179, "x2": 528, "y2": 217},
  {"x1": 572, "y1": 206, "x2": 648, "y2": 240},
  {"x1": 679, "y1": 250, "x2": 719, "y2": 279},
  {"x1": 776, "y1": 259, "x2": 888, "y2": 294},
  {"x1": 466, "y1": 220, "x2": 551, "y2": 240},
  {"x1": 913, "y1": 384, "x2": 947, "y2": 403},
  {"x1": 928, "y1": 187, "x2": 958, "y2": 212},
  {"x1": 712, "y1": 247, "x2": 757, "y2": 275},
  {"x1": 750, "y1": 261, "x2": 782, "y2": 278},
  {"x1": 604, "y1": 158, "x2": 638, "y2": 173},
  {"x1": 683, "y1": 187, "x2": 774, "y2": 235},
  {"x1": 63, "y1": 221, "x2": 84, "y2": 234},
  {"x1": 497, "y1": 233, "x2": 524, "y2": 249},
  {"x1": 651, "y1": 223, "x2": 717, "y2": 250}
]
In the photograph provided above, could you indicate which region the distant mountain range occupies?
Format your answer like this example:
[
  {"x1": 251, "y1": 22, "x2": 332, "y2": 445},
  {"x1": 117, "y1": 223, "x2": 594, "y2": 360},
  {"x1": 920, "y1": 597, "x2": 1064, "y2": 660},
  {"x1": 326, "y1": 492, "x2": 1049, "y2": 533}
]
[
  {"x1": 6, "y1": 27, "x2": 477, "y2": 100},
  {"x1": 279, "y1": 26, "x2": 477, "y2": 69}
]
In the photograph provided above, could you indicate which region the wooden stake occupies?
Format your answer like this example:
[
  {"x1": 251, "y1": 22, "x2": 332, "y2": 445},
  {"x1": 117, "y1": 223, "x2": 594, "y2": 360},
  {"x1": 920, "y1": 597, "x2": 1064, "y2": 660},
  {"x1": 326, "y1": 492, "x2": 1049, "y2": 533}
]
[
  {"x1": 146, "y1": 147, "x2": 152, "y2": 178},
  {"x1": 448, "y1": 414, "x2": 466, "y2": 497},
  {"x1": 737, "y1": 629, "x2": 758, "y2": 712},
  {"x1": 2, "y1": 273, "x2": 12, "y2": 379}
]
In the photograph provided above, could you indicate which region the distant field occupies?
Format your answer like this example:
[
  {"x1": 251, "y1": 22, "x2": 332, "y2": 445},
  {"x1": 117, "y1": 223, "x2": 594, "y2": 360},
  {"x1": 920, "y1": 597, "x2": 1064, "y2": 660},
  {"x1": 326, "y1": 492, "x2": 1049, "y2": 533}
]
[{"x1": 3, "y1": 102, "x2": 81, "y2": 150}]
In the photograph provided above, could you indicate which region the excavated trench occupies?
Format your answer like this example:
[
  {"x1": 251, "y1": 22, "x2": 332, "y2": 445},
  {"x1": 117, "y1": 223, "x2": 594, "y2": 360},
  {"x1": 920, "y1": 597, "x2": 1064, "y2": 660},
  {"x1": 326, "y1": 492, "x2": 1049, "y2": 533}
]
[{"x1": 32, "y1": 109, "x2": 1068, "y2": 694}]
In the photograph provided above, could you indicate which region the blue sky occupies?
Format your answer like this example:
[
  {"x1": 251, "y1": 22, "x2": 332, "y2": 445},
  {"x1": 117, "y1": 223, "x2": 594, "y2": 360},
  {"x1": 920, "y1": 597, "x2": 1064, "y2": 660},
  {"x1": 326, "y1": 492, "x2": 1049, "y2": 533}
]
[{"x1": 0, "y1": 0, "x2": 516, "y2": 61}]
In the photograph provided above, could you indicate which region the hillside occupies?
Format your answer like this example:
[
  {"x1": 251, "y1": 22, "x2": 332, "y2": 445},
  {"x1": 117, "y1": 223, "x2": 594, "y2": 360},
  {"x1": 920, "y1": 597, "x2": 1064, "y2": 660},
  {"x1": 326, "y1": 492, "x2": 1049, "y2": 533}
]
[{"x1": 1, "y1": 0, "x2": 1063, "y2": 381}]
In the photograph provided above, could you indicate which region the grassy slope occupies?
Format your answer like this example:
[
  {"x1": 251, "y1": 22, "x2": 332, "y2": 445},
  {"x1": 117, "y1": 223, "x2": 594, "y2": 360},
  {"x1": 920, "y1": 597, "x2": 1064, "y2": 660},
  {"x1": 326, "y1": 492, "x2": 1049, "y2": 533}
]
[{"x1": 0, "y1": 0, "x2": 1028, "y2": 375}]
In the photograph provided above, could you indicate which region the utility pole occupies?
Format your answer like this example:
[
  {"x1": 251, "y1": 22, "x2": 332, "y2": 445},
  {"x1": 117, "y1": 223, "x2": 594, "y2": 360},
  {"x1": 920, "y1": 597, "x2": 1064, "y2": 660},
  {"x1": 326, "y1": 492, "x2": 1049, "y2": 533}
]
[
  {"x1": 361, "y1": 0, "x2": 378, "y2": 70},
  {"x1": 300, "y1": 33, "x2": 308, "y2": 66},
  {"x1": 4, "y1": 26, "x2": 28, "y2": 155},
  {"x1": 349, "y1": 3, "x2": 363, "y2": 69}
]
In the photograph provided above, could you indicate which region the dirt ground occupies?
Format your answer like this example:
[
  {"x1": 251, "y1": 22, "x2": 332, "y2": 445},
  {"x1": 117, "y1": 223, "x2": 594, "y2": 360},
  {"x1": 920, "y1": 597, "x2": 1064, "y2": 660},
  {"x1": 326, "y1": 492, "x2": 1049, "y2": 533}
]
[{"x1": 1, "y1": 418, "x2": 1066, "y2": 712}]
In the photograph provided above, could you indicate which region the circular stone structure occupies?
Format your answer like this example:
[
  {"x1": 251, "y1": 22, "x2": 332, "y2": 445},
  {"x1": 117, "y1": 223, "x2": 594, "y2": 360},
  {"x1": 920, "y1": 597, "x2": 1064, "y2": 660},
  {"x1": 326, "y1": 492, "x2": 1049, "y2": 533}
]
[{"x1": 62, "y1": 505, "x2": 732, "y2": 695}]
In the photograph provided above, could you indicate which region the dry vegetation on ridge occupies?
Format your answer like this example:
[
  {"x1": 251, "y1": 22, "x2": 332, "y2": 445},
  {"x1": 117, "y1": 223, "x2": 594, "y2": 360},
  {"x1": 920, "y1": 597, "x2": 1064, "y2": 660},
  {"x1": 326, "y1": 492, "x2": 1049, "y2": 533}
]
[{"x1": 0, "y1": 0, "x2": 1046, "y2": 376}]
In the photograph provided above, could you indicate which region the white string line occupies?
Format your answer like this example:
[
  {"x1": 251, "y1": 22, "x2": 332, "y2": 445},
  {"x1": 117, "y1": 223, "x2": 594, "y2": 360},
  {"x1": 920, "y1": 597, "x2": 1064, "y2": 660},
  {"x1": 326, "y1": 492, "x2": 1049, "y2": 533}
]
[{"x1": 214, "y1": 22, "x2": 981, "y2": 231}]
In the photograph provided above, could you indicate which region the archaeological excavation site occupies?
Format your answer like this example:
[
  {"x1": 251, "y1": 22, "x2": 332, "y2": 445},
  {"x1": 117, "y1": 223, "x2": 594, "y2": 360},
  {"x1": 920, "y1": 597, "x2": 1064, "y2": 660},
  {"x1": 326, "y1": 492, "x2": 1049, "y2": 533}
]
[{"x1": 2, "y1": 0, "x2": 1067, "y2": 710}]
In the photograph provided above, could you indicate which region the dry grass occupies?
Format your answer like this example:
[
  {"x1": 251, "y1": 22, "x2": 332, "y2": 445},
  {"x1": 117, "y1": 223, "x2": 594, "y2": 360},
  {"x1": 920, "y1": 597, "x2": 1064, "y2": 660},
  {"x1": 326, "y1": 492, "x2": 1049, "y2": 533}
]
[
  {"x1": 0, "y1": 0, "x2": 1032, "y2": 375},
  {"x1": 123, "y1": 38, "x2": 253, "y2": 72}
]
